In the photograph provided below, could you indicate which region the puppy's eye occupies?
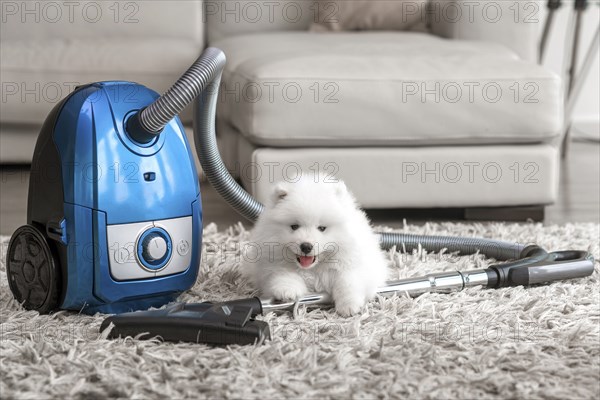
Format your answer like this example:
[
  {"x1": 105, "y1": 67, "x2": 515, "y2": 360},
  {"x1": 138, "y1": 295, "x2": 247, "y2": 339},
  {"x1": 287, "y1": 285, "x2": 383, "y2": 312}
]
[
  {"x1": 318, "y1": 226, "x2": 327, "y2": 232},
  {"x1": 290, "y1": 224, "x2": 299, "y2": 231}
]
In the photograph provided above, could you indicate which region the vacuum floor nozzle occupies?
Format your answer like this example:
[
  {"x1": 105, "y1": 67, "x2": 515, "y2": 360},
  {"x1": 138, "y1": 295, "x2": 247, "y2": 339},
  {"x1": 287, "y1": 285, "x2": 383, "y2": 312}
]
[{"x1": 101, "y1": 300, "x2": 270, "y2": 346}]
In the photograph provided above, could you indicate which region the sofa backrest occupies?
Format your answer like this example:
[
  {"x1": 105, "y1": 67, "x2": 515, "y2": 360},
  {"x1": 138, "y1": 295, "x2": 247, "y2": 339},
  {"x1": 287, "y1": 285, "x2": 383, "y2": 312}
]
[
  {"x1": 204, "y1": 0, "x2": 538, "y2": 62},
  {"x1": 0, "y1": 1, "x2": 204, "y2": 131},
  {"x1": 204, "y1": 0, "x2": 314, "y2": 43},
  {"x1": 1, "y1": 1, "x2": 203, "y2": 43}
]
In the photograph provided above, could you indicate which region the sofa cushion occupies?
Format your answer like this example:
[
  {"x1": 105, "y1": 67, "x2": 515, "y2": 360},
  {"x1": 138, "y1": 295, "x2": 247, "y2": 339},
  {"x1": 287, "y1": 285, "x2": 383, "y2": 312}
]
[
  {"x1": 0, "y1": 38, "x2": 202, "y2": 125},
  {"x1": 214, "y1": 32, "x2": 562, "y2": 147},
  {"x1": 310, "y1": 0, "x2": 427, "y2": 32}
]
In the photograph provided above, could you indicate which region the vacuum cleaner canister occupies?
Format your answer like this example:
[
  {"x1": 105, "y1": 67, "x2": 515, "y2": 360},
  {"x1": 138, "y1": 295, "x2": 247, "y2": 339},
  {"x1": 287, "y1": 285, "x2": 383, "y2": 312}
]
[{"x1": 6, "y1": 81, "x2": 202, "y2": 314}]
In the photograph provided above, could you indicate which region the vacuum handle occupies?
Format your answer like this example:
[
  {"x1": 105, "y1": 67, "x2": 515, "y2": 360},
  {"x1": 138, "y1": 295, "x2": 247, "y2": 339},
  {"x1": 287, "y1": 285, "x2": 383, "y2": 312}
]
[
  {"x1": 486, "y1": 249, "x2": 595, "y2": 288},
  {"x1": 524, "y1": 251, "x2": 594, "y2": 284}
]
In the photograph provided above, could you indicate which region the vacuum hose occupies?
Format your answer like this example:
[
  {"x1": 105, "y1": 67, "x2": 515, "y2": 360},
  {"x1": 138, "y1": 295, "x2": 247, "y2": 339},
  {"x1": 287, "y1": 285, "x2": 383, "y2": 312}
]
[
  {"x1": 127, "y1": 47, "x2": 227, "y2": 143},
  {"x1": 192, "y1": 62, "x2": 265, "y2": 222},
  {"x1": 137, "y1": 47, "x2": 526, "y2": 261}
]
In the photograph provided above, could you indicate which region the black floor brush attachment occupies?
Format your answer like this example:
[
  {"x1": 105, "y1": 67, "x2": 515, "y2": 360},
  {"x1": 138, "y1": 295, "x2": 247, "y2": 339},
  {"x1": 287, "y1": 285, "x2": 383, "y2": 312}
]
[{"x1": 101, "y1": 298, "x2": 269, "y2": 346}]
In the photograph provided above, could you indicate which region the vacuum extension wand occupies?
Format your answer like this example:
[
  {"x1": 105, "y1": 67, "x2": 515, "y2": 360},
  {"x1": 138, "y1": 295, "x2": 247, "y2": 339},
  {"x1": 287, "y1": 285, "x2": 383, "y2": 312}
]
[{"x1": 259, "y1": 246, "x2": 594, "y2": 313}]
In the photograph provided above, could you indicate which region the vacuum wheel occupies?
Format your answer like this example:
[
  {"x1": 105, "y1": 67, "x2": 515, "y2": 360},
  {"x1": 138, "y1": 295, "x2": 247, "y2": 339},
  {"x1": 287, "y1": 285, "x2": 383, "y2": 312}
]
[{"x1": 6, "y1": 225, "x2": 60, "y2": 313}]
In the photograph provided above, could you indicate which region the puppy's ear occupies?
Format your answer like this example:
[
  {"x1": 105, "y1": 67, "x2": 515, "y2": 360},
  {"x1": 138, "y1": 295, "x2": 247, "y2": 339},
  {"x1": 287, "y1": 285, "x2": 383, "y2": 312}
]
[
  {"x1": 334, "y1": 180, "x2": 348, "y2": 197},
  {"x1": 334, "y1": 180, "x2": 358, "y2": 205},
  {"x1": 270, "y1": 182, "x2": 288, "y2": 205}
]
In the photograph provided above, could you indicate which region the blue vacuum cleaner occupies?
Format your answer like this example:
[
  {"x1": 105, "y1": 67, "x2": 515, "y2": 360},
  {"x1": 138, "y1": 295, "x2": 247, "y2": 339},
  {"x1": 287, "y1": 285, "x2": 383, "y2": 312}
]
[
  {"x1": 4, "y1": 48, "x2": 224, "y2": 314},
  {"x1": 5, "y1": 48, "x2": 595, "y2": 344},
  {"x1": 5, "y1": 77, "x2": 203, "y2": 314}
]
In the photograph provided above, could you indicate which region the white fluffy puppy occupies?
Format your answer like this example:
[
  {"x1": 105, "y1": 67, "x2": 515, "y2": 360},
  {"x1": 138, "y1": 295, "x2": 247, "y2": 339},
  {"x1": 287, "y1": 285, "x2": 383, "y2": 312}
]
[{"x1": 241, "y1": 175, "x2": 388, "y2": 316}]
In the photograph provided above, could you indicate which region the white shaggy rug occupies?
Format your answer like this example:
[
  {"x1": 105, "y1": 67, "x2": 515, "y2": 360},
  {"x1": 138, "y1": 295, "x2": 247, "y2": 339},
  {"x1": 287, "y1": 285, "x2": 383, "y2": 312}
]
[{"x1": 1, "y1": 222, "x2": 599, "y2": 399}]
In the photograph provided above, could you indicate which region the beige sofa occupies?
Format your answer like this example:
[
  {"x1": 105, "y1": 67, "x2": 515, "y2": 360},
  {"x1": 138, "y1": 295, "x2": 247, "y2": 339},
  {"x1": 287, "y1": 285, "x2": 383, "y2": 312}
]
[
  {"x1": 207, "y1": 1, "x2": 562, "y2": 216},
  {"x1": 0, "y1": 1, "x2": 562, "y2": 218}
]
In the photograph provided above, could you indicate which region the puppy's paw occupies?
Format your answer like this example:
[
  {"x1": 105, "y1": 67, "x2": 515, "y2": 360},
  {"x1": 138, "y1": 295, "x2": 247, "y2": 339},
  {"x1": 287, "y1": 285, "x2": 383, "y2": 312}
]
[
  {"x1": 334, "y1": 296, "x2": 365, "y2": 317},
  {"x1": 269, "y1": 282, "x2": 307, "y2": 302}
]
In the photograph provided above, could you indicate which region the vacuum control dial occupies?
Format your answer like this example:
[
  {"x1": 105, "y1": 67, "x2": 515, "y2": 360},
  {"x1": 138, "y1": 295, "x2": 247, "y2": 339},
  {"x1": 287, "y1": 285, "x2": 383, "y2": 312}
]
[
  {"x1": 142, "y1": 234, "x2": 168, "y2": 261},
  {"x1": 136, "y1": 228, "x2": 172, "y2": 271}
]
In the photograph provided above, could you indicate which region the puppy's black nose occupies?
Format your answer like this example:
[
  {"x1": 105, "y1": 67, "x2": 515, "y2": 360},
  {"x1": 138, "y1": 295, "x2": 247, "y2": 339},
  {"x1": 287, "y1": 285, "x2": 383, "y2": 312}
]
[{"x1": 300, "y1": 243, "x2": 313, "y2": 254}]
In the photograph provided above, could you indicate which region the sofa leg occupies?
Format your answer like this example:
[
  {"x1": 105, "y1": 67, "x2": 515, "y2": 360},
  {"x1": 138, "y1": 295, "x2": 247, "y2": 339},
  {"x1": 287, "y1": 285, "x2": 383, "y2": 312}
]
[{"x1": 464, "y1": 206, "x2": 545, "y2": 222}]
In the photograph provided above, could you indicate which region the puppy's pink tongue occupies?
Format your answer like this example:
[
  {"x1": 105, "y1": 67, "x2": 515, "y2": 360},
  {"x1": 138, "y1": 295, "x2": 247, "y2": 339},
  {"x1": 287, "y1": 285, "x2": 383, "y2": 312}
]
[{"x1": 298, "y1": 256, "x2": 315, "y2": 268}]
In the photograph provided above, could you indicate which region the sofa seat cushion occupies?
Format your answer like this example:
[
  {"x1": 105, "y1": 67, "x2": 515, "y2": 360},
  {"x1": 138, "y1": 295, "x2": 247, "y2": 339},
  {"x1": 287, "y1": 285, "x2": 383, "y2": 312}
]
[{"x1": 213, "y1": 32, "x2": 562, "y2": 147}]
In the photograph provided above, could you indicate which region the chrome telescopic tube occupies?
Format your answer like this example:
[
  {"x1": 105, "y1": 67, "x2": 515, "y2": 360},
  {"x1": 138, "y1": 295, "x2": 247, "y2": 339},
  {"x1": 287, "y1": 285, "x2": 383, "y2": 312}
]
[
  {"x1": 257, "y1": 249, "x2": 594, "y2": 314},
  {"x1": 376, "y1": 269, "x2": 489, "y2": 297},
  {"x1": 260, "y1": 270, "x2": 489, "y2": 313}
]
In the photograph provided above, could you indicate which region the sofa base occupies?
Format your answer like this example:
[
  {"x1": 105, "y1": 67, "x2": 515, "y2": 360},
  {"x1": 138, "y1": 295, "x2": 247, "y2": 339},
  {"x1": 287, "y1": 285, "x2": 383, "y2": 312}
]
[
  {"x1": 222, "y1": 122, "x2": 559, "y2": 210},
  {"x1": 367, "y1": 205, "x2": 545, "y2": 222},
  {"x1": 464, "y1": 205, "x2": 545, "y2": 221}
]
